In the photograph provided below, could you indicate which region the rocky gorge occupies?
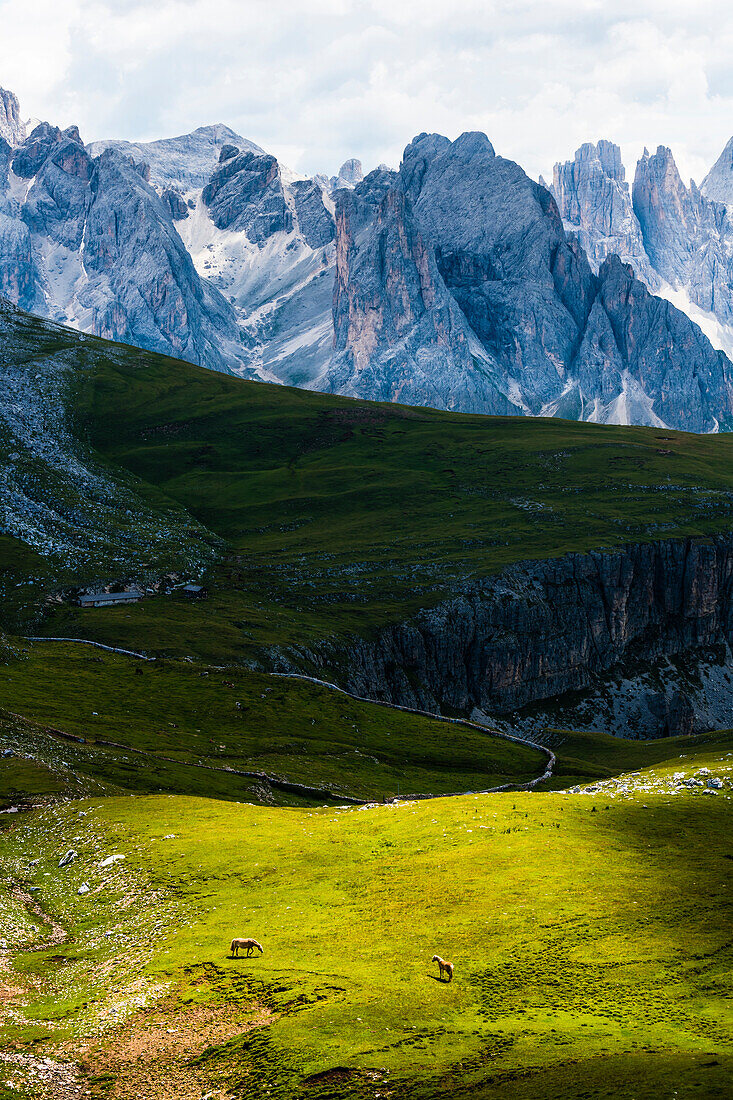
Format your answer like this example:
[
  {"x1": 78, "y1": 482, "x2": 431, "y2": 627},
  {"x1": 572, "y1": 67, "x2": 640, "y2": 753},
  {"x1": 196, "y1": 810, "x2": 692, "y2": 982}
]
[{"x1": 273, "y1": 535, "x2": 733, "y2": 739}]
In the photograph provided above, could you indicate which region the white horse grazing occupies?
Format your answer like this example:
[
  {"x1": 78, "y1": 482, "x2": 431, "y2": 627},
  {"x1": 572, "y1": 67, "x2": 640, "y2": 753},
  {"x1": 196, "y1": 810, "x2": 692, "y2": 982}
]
[
  {"x1": 230, "y1": 937, "x2": 263, "y2": 957},
  {"x1": 432, "y1": 954, "x2": 454, "y2": 982}
]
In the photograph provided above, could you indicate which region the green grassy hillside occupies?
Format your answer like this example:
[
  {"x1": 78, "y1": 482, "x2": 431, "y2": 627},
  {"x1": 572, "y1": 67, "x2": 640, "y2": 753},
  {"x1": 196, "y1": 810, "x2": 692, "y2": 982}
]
[
  {"x1": 65, "y1": 340, "x2": 733, "y2": 657},
  {"x1": 1, "y1": 738, "x2": 731, "y2": 1099},
  {"x1": 0, "y1": 641, "x2": 544, "y2": 806},
  {"x1": 3, "y1": 304, "x2": 733, "y2": 661},
  {"x1": 3, "y1": 309, "x2": 733, "y2": 1099}
]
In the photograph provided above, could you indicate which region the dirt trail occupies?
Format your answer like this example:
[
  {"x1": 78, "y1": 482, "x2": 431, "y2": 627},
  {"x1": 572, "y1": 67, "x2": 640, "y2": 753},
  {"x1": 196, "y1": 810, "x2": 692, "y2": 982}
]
[
  {"x1": 0, "y1": 885, "x2": 81, "y2": 1097},
  {"x1": 23, "y1": 636, "x2": 556, "y2": 798}
]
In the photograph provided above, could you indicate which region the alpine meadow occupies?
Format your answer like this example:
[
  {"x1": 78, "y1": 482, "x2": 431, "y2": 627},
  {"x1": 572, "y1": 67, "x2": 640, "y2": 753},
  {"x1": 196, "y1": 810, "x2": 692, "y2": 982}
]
[{"x1": 1, "y1": 4, "x2": 733, "y2": 1098}]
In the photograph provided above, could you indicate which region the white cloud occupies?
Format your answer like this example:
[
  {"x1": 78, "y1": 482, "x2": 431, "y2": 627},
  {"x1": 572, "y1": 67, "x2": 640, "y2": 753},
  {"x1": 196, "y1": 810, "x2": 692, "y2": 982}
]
[{"x1": 1, "y1": 0, "x2": 733, "y2": 186}]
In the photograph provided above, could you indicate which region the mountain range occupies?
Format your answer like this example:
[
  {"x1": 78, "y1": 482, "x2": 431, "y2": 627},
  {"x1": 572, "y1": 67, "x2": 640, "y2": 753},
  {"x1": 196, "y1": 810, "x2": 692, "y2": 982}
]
[{"x1": 3, "y1": 85, "x2": 733, "y2": 431}]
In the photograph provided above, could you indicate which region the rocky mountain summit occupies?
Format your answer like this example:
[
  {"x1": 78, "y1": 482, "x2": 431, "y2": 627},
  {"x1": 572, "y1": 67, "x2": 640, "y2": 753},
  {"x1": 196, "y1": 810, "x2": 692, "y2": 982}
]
[
  {"x1": 88, "y1": 124, "x2": 263, "y2": 191},
  {"x1": 3, "y1": 85, "x2": 733, "y2": 431},
  {"x1": 327, "y1": 131, "x2": 732, "y2": 429},
  {"x1": 552, "y1": 138, "x2": 733, "y2": 362},
  {"x1": 0, "y1": 88, "x2": 24, "y2": 146}
]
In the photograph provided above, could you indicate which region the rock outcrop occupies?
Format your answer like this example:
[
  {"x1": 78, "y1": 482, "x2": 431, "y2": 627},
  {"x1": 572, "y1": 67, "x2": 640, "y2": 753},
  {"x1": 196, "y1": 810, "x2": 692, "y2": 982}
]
[
  {"x1": 551, "y1": 141, "x2": 659, "y2": 289},
  {"x1": 281, "y1": 536, "x2": 733, "y2": 724},
  {"x1": 0, "y1": 88, "x2": 24, "y2": 147},
  {"x1": 328, "y1": 131, "x2": 733, "y2": 430},
  {"x1": 202, "y1": 150, "x2": 293, "y2": 239}
]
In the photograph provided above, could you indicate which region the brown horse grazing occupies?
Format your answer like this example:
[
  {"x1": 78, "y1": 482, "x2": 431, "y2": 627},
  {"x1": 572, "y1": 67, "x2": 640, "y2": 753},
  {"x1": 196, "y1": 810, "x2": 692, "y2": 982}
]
[
  {"x1": 230, "y1": 937, "x2": 263, "y2": 957},
  {"x1": 432, "y1": 954, "x2": 454, "y2": 982}
]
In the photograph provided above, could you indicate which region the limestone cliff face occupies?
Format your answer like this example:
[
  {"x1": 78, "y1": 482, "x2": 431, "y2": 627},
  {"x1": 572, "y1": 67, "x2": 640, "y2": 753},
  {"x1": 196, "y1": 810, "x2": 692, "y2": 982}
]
[
  {"x1": 551, "y1": 141, "x2": 659, "y2": 289},
  {"x1": 0, "y1": 88, "x2": 25, "y2": 147},
  {"x1": 632, "y1": 146, "x2": 733, "y2": 327},
  {"x1": 327, "y1": 176, "x2": 518, "y2": 413},
  {"x1": 277, "y1": 537, "x2": 733, "y2": 726}
]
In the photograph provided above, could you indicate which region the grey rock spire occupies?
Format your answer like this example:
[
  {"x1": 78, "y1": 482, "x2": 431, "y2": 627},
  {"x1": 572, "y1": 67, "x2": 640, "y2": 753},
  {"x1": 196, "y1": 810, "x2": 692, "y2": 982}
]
[{"x1": 0, "y1": 88, "x2": 25, "y2": 147}]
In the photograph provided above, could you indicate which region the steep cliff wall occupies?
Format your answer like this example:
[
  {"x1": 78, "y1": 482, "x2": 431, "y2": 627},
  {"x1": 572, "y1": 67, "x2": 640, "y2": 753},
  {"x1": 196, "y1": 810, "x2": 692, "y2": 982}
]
[{"x1": 273, "y1": 536, "x2": 733, "y2": 729}]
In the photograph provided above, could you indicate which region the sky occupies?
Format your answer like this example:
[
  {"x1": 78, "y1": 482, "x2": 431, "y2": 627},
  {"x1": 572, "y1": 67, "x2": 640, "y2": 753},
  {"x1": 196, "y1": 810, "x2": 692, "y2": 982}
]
[{"x1": 1, "y1": 0, "x2": 733, "y2": 185}]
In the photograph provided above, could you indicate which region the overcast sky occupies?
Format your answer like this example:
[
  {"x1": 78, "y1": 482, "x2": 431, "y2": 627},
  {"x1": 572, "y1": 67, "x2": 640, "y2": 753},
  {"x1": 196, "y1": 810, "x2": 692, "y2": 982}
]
[{"x1": 2, "y1": 0, "x2": 733, "y2": 185}]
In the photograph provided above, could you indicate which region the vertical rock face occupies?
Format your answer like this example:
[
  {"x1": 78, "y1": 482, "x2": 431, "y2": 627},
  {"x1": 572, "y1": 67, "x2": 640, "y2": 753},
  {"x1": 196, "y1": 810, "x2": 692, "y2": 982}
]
[
  {"x1": 701, "y1": 135, "x2": 733, "y2": 205},
  {"x1": 406, "y1": 130, "x2": 598, "y2": 414},
  {"x1": 632, "y1": 146, "x2": 733, "y2": 326},
  {"x1": 161, "y1": 188, "x2": 189, "y2": 221},
  {"x1": 297, "y1": 536, "x2": 733, "y2": 721},
  {"x1": 551, "y1": 141, "x2": 659, "y2": 289},
  {"x1": 202, "y1": 150, "x2": 293, "y2": 239},
  {"x1": 330, "y1": 158, "x2": 363, "y2": 191},
  {"x1": 328, "y1": 179, "x2": 516, "y2": 412},
  {"x1": 0, "y1": 88, "x2": 25, "y2": 147}
]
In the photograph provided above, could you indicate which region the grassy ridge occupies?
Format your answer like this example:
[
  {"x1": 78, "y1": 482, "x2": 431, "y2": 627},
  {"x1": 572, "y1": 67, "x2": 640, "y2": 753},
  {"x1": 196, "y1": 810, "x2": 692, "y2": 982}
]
[
  {"x1": 0, "y1": 642, "x2": 543, "y2": 805},
  {"x1": 65, "y1": 345, "x2": 733, "y2": 655},
  {"x1": 545, "y1": 727, "x2": 733, "y2": 787},
  {"x1": 3, "y1": 306, "x2": 733, "y2": 659},
  {"x1": 0, "y1": 305, "x2": 724, "y2": 658},
  {"x1": 1, "y1": 738, "x2": 731, "y2": 1098}
]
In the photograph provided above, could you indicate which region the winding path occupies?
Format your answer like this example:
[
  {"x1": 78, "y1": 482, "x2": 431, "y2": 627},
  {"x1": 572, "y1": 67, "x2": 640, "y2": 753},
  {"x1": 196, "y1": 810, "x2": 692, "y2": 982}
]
[{"x1": 23, "y1": 635, "x2": 555, "y2": 801}]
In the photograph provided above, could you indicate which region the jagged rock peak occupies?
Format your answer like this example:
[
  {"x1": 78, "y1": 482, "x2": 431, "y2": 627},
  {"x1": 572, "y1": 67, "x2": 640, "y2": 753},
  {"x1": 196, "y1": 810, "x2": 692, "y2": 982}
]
[
  {"x1": 701, "y1": 134, "x2": 733, "y2": 206},
  {"x1": 330, "y1": 158, "x2": 363, "y2": 190},
  {"x1": 551, "y1": 140, "x2": 658, "y2": 288},
  {"x1": 450, "y1": 131, "x2": 496, "y2": 158},
  {"x1": 11, "y1": 121, "x2": 87, "y2": 179},
  {"x1": 0, "y1": 88, "x2": 25, "y2": 147},
  {"x1": 556, "y1": 140, "x2": 625, "y2": 183},
  {"x1": 631, "y1": 145, "x2": 694, "y2": 280}
]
